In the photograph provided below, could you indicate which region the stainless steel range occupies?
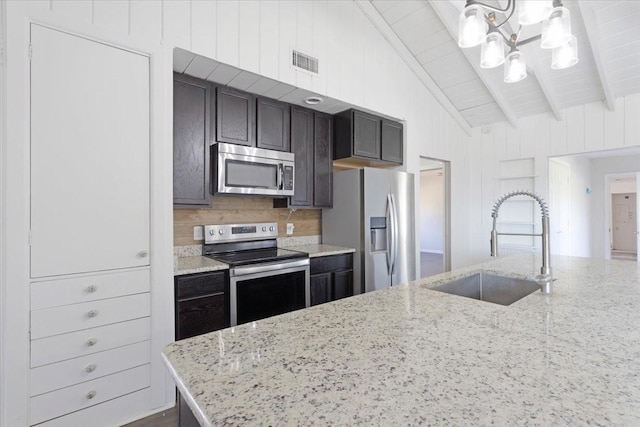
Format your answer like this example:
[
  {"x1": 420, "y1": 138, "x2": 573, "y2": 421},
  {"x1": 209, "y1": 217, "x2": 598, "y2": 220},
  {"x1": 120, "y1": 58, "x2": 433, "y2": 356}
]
[{"x1": 203, "y1": 222, "x2": 310, "y2": 326}]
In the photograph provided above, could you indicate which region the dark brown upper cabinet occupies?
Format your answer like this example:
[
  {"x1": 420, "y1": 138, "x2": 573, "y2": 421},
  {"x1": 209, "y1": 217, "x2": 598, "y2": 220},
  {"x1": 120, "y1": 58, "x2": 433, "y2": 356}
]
[
  {"x1": 334, "y1": 109, "x2": 403, "y2": 166},
  {"x1": 173, "y1": 73, "x2": 212, "y2": 206},
  {"x1": 290, "y1": 106, "x2": 314, "y2": 207},
  {"x1": 278, "y1": 107, "x2": 332, "y2": 209},
  {"x1": 313, "y1": 112, "x2": 333, "y2": 207},
  {"x1": 257, "y1": 97, "x2": 290, "y2": 152},
  {"x1": 216, "y1": 86, "x2": 256, "y2": 147}
]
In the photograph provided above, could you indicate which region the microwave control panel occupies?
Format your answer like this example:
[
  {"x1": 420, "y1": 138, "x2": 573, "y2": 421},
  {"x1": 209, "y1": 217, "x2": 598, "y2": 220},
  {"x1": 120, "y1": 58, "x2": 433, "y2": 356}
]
[{"x1": 283, "y1": 165, "x2": 294, "y2": 191}]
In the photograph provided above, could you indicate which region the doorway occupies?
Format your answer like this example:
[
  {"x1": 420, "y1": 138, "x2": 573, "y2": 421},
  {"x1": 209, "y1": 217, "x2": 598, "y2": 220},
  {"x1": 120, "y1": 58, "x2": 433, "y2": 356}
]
[
  {"x1": 608, "y1": 175, "x2": 638, "y2": 261},
  {"x1": 419, "y1": 157, "x2": 450, "y2": 278}
]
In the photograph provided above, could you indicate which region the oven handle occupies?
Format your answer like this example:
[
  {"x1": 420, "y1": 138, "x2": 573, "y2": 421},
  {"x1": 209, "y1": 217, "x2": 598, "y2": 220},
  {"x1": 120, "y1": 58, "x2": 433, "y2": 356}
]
[{"x1": 230, "y1": 258, "x2": 310, "y2": 277}]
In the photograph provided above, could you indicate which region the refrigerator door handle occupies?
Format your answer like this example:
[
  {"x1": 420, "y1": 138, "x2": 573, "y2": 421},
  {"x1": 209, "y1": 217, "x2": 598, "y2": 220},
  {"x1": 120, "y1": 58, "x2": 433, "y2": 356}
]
[
  {"x1": 389, "y1": 193, "x2": 399, "y2": 276},
  {"x1": 385, "y1": 194, "x2": 392, "y2": 273}
]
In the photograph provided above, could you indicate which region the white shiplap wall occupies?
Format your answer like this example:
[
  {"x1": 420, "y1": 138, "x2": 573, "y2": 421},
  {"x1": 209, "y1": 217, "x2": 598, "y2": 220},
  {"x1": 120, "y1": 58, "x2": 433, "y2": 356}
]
[
  {"x1": 1, "y1": 1, "x2": 471, "y2": 426},
  {"x1": 469, "y1": 93, "x2": 640, "y2": 265}
]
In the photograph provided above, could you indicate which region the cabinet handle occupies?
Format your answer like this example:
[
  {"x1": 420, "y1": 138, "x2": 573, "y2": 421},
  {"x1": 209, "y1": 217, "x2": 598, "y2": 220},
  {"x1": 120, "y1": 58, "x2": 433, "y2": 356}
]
[
  {"x1": 138, "y1": 250, "x2": 149, "y2": 258},
  {"x1": 87, "y1": 309, "x2": 99, "y2": 318},
  {"x1": 86, "y1": 285, "x2": 97, "y2": 293},
  {"x1": 86, "y1": 390, "x2": 96, "y2": 400},
  {"x1": 86, "y1": 338, "x2": 98, "y2": 347},
  {"x1": 85, "y1": 364, "x2": 97, "y2": 373}
]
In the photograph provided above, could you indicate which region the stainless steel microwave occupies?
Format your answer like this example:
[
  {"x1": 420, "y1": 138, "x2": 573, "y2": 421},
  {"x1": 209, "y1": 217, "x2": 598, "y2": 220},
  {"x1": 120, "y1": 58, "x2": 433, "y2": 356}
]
[{"x1": 211, "y1": 142, "x2": 295, "y2": 197}]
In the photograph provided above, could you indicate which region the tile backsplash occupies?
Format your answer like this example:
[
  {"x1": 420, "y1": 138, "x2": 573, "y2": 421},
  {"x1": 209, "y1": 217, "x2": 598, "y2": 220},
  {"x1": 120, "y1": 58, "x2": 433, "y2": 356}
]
[{"x1": 174, "y1": 197, "x2": 321, "y2": 246}]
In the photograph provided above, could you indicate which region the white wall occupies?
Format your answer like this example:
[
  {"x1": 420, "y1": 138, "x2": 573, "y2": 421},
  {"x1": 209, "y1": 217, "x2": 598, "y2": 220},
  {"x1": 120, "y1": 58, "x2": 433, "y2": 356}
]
[
  {"x1": 470, "y1": 94, "x2": 640, "y2": 265},
  {"x1": 1, "y1": 1, "x2": 471, "y2": 425},
  {"x1": 611, "y1": 179, "x2": 637, "y2": 194},
  {"x1": 562, "y1": 155, "x2": 592, "y2": 257},
  {"x1": 419, "y1": 170, "x2": 444, "y2": 253},
  {"x1": 590, "y1": 155, "x2": 640, "y2": 258}
]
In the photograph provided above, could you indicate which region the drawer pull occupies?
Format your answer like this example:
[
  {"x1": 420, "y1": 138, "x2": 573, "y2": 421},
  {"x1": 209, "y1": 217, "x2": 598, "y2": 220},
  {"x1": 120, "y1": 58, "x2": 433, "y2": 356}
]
[
  {"x1": 87, "y1": 309, "x2": 99, "y2": 318},
  {"x1": 138, "y1": 250, "x2": 149, "y2": 258},
  {"x1": 85, "y1": 364, "x2": 97, "y2": 373},
  {"x1": 86, "y1": 338, "x2": 98, "y2": 347},
  {"x1": 86, "y1": 390, "x2": 96, "y2": 400},
  {"x1": 86, "y1": 285, "x2": 97, "y2": 293}
]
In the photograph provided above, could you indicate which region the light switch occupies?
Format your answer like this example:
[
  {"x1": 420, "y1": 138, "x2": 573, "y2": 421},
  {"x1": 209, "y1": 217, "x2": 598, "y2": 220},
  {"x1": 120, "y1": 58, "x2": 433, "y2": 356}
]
[
  {"x1": 286, "y1": 223, "x2": 295, "y2": 235},
  {"x1": 193, "y1": 226, "x2": 204, "y2": 241}
]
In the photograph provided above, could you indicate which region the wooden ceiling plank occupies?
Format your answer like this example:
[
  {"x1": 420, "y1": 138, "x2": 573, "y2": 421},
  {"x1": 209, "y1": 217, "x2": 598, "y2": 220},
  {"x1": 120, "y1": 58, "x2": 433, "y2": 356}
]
[
  {"x1": 428, "y1": 0, "x2": 519, "y2": 128},
  {"x1": 356, "y1": 0, "x2": 473, "y2": 135},
  {"x1": 577, "y1": 1, "x2": 617, "y2": 110}
]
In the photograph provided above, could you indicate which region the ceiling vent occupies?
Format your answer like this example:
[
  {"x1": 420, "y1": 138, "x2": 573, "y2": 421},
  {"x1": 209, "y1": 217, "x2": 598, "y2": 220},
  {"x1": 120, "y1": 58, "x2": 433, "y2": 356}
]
[{"x1": 292, "y1": 50, "x2": 318, "y2": 74}]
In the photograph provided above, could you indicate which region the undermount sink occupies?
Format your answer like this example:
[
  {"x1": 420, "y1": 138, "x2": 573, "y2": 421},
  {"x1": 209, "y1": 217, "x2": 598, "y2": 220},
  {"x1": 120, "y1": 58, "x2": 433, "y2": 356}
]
[{"x1": 432, "y1": 272, "x2": 540, "y2": 306}]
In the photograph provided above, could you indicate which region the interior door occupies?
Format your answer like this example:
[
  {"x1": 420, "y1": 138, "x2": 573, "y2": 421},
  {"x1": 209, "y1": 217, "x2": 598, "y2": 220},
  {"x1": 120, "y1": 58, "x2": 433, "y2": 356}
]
[
  {"x1": 30, "y1": 25, "x2": 150, "y2": 277},
  {"x1": 548, "y1": 159, "x2": 571, "y2": 256},
  {"x1": 611, "y1": 193, "x2": 637, "y2": 252}
]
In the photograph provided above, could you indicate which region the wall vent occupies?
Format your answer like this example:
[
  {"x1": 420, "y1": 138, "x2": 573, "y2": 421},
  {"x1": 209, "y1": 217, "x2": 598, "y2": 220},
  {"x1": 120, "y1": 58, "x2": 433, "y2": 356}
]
[{"x1": 292, "y1": 50, "x2": 319, "y2": 74}]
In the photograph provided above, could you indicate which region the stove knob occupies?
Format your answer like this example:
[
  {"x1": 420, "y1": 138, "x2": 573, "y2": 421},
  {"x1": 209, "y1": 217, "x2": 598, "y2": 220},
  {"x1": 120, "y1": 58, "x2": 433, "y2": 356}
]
[
  {"x1": 269, "y1": 226, "x2": 275, "y2": 232},
  {"x1": 262, "y1": 227, "x2": 267, "y2": 232},
  {"x1": 219, "y1": 229, "x2": 224, "y2": 235},
  {"x1": 209, "y1": 229, "x2": 215, "y2": 236}
]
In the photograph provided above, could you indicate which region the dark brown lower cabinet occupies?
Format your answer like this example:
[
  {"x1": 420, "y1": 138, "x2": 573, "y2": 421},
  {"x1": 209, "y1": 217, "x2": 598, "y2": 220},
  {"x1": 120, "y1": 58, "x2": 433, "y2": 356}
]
[{"x1": 310, "y1": 254, "x2": 354, "y2": 306}]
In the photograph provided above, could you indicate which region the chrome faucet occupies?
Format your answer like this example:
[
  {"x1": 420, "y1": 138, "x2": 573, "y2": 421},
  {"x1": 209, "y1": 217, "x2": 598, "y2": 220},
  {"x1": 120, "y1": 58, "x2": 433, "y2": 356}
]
[{"x1": 490, "y1": 190, "x2": 553, "y2": 294}]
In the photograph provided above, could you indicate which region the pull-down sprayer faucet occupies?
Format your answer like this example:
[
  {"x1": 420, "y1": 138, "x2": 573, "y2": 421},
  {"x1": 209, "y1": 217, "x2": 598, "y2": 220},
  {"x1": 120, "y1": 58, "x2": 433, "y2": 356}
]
[{"x1": 490, "y1": 190, "x2": 553, "y2": 294}]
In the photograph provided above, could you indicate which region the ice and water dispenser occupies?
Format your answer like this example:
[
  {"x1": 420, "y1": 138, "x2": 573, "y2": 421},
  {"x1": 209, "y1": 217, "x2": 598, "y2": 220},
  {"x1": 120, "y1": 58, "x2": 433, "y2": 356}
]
[{"x1": 370, "y1": 217, "x2": 388, "y2": 252}]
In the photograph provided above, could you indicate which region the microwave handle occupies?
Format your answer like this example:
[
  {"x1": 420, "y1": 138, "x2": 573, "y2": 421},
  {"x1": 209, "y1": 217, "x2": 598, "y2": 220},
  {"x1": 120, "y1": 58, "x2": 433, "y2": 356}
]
[{"x1": 277, "y1": 163, "x2": 284, "y2": 190}]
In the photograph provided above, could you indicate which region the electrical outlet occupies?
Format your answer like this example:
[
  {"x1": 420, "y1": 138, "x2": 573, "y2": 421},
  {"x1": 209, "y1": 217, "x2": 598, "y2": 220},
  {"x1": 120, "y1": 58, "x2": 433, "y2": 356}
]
[
  {"x1": 193, "y1": 226, "x2": 204, "y2": 241},
  {"x1": 286, "y1": 223, "x2": 295, "y2": 235}
]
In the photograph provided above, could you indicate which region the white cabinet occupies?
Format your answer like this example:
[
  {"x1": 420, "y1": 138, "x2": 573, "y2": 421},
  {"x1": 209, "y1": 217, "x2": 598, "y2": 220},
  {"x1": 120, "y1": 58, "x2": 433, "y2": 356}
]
[
  {"x1": 27, "y1": 24, "x2": 153, "y2": 426},
  {"x1": 29, "y1": 24, "x2": 150, "y2": 278}
]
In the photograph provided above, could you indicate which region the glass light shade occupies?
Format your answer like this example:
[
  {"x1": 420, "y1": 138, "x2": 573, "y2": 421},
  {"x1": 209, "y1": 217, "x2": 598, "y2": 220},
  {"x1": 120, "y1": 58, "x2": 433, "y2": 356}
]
[
  {"x1": 458, "y1": 4, "x2": 487, "y2": 48},
  {"x1": 551, "y1": 35, "x2": 579, "y2": 69},
  {"x1": 504, "y1": 51, "x2": 527, "y2": 83},
  {"x1": 541, "y1": 6, "x2": 572, "y2": 49},
  {"x1": 480, "y1": 33, "x2": 505, "y2": 68},
  {"x1": 518, "y1": 0, "x2": 553, "y2": 25}
]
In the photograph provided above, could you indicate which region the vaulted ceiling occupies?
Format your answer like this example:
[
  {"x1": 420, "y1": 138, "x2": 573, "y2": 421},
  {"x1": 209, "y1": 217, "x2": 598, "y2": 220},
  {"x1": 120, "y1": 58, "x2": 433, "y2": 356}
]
[{"x1": 368, "y1": 0, "x2": 640, "y2": 128}]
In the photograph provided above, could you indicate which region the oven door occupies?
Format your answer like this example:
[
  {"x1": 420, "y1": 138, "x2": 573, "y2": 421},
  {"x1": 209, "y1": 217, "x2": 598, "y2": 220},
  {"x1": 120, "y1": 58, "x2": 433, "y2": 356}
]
[
  {"x1": 230, "y1": 259, "x2": 310, "y2": 326},
  {"x1": 214, "y1": 149, "x2": 294, "y2": 197}
]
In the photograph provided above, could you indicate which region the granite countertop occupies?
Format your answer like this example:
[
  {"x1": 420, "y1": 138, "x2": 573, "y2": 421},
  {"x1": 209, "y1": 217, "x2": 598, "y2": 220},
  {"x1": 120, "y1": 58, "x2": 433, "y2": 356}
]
[
  {"x1": 285, "y1": 244, "x2": 355, "y2": 258},
  {"x1": 174, "y1": 256, "x2": 228, "y2": 276},
  {"x1": 163, "y1": 254, "x2": 640, "y2": 425}
]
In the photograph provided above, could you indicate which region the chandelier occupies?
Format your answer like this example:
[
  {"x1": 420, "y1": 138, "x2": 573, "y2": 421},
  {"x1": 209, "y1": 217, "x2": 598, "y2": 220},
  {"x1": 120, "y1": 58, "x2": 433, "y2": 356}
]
[{"x1": 457, "y1": 0, "x2": 578, "y2": 83}]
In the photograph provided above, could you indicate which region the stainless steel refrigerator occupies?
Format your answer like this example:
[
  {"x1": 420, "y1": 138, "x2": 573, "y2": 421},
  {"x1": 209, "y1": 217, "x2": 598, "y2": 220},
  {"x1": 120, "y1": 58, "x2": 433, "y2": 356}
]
[{"x1": 322, "y1": 167, "x2": 416, "y2": 294}]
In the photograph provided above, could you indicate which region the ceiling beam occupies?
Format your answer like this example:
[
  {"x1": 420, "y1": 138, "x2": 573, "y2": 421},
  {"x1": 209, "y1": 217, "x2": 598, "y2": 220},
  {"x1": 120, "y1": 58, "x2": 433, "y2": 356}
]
[
  {"x1": 354, "y1": 0, "x2": 472, "y2": 136},
  {"x1": 428, "y1": 0, "x2": 519, "y2": 128},
  {"x1": 577, "y1": 1, "x2": 616, "y2": 111}
]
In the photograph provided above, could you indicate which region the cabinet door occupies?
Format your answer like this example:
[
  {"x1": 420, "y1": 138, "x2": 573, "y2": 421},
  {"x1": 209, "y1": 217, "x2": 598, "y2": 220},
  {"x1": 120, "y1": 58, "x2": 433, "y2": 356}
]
[
  {"x1": 332, "y1": 270, "x2": 353, "y2": 301},
  {"x1": 257, "y1": 97, "x2": 290, "y2": 151},
  {"x1": 310, "y1": 273, "x2": 332, "y2": 306},
  {"x1": 314, "y1": 113, "x2": 333, "y2": 207},
  {"x1": 173, "y1": 74, "x2": 211, "y2": 205},
  {"x1": 290, "y1": 106, "x2": 314, "y2": 207},
  {"x1": 381, "y1": 119, "x2": 403, "y2": 164},
  {"x1": 176, "y1": 293, "x2": 227, "y2": 340},
  {"x1": 216, "y1": 86, "x2": 255, "y2": 146},
  {"x1": 30, "y1": 25, "x2": 149, "y2": 278},
  {"x1": 352, "y1": 110, "x2": 381, "y2": 159}
]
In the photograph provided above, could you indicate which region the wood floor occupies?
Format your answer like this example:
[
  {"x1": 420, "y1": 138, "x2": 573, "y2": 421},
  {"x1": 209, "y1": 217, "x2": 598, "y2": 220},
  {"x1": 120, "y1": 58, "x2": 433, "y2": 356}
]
[{"x1": 123, "y1": 406, "x2": 178, "y2": 427}]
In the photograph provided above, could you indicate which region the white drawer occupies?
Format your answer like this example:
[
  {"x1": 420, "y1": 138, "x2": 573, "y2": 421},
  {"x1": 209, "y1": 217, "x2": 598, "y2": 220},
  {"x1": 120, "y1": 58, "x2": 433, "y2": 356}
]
[
  {"x1": 31, "y1": 269, "x2": 150, "y2": 310},
  {"x1": 33, "y1": 388, "x2": 151, "y2": 427},
  {"x1": 31, "y1": 317, "x2": 150, "y2": 368},
  {"x1": 31, "y1": 293, "x2": 150, "y2": 339},
  {"x1": 31, "y1": 341, "x2": 150, "y2": 396},
  {"x1": 30, "y1": 364, "x2": 150, "y2": 425}
]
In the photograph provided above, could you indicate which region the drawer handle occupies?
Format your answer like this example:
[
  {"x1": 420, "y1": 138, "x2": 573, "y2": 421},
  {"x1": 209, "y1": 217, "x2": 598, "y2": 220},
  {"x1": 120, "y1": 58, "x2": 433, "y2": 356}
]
[
  {"x1": 87, "y1": 309, "x2": 99, "y2": 318},
  {"x1": 86, "y1": 390, "x2": 96, "y2": 400},
  {"x1": 85, "y1": 364, "x2": 97, "y2": 373},
  {"x1": 86, "y1": 285, "x2": 97, "y2": 293},
  {"x1": 86, "y1": 338, "x2": 98, "y2": 347},
  {"x1": 138, "y1": 250, "x2": 149, "y2": 258}
]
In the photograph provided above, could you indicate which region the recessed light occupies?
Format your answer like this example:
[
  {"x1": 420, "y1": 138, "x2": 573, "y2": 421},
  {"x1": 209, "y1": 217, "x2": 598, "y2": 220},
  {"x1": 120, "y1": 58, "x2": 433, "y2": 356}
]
[{"x1": 304, "y1": 96, "x2": 323, "y2": 105}]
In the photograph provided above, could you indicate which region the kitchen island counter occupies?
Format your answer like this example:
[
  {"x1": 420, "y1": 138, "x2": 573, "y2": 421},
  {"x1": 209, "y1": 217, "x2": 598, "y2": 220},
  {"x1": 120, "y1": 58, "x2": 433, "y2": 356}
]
[
  {"x1": 163, "y1": 254, "x2": 640, "y2": 426},
  {"x1": 285, "y1": 243, "x2": 355, "y2": 258}
]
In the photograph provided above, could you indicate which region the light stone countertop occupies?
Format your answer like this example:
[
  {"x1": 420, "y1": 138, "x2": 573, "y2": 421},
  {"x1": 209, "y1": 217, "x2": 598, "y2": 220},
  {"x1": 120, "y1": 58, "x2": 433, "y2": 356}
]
[
  {"x1": 284, "y1": 244, "x2": 355, "y2": 258},
  {"x1": 174, "y1": 256, "x2": 228, "y2": 276},
  {"x1": 163, "y1": 254, "x2": 640, "y2": 425}
]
